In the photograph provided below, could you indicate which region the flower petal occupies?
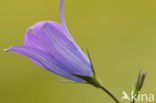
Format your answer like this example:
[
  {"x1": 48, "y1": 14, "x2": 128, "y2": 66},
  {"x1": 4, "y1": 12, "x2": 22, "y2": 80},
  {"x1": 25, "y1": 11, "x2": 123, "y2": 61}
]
[
  {"x1": 24, "y1": 21, "x2": 64, "y2": 49},
  {"x1": 5, "y1": 46, "x2": 85, "y2": 82},
  {"x1": 24, "y1": 21, "x2": 93, "y2": 77},
  {"x1": 59, "y1": 0, "x2": 71, "y2": 38}
]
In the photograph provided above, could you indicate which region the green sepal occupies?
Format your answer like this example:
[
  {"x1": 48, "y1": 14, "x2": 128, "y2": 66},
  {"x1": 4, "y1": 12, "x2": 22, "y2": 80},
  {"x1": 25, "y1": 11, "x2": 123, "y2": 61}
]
[
  {"x1": 74, "y1": 49, "x2": 102, "y2": 88},
  {"x1": 72, "y1": 74, "x2": 102, "y2": 88}
]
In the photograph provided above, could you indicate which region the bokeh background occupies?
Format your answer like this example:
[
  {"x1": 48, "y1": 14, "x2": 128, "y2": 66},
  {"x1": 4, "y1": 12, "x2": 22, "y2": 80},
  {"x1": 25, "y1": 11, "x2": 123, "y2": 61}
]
[{"x1": 0, "y1": 0, "x2": 156, "y2": 103}]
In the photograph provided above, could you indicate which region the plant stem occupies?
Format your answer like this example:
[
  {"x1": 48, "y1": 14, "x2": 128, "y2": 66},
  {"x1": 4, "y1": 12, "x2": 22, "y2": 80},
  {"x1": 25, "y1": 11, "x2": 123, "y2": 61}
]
[
  {"x1": 100, "y1": 85, "x2": 119, "y2": 103},
  {"x1": 132, "y1": 99, "x2": 135, "y2": 103}
]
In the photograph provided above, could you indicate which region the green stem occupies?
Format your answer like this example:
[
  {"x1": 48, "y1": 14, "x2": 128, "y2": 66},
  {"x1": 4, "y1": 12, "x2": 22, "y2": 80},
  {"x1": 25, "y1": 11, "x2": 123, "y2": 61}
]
[
  {"x1": 100, "y1": 85, "x2": 119, "y2": 103},
  {"x1": 131, "y1": 94, "x2": 138, "y2": 103}
]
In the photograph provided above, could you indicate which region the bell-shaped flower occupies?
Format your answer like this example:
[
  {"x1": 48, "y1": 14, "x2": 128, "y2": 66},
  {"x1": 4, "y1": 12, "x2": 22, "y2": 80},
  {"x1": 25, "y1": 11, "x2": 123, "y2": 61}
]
[
  {"x1": 5, "y1": 1, "x2": 121, "y2": 102},
  {"x1": 5, "y1": 0, "x2": 100, "y2": 86}
]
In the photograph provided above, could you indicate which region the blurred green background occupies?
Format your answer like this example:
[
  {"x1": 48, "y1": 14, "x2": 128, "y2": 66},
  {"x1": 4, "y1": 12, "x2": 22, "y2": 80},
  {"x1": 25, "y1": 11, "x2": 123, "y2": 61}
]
[{"x1": 0, "y1": 0, "x2": 156, "y2": 103}]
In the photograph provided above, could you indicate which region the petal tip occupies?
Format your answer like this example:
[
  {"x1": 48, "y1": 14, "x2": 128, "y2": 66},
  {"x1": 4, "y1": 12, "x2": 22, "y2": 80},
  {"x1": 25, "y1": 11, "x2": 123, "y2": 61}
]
[
  {"x1": 4, "y1": 46, "x2": 15, "y2": 52},
  {"x1": 4, "y1": 48, "x2": 10, "y2": 52}
]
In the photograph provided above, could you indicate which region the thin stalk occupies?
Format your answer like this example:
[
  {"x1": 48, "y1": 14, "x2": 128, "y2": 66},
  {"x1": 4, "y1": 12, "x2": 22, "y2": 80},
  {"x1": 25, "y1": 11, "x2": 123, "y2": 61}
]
[
  {"x1": 100, "y1": 85, "x2": 119, "y2": 103},
  {"x1": 132, "y1": 99, "x2": 135, "y2": 103}
]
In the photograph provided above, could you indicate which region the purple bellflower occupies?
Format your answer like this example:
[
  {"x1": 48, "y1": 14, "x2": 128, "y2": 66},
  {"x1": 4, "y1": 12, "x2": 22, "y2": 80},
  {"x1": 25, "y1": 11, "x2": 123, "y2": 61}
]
[
  {"x1": 5, "y1": 0, "x2": 100, "y2": 87},
  {"x1": 5, "y1": 0, "x2": 120, "y2": 102}
]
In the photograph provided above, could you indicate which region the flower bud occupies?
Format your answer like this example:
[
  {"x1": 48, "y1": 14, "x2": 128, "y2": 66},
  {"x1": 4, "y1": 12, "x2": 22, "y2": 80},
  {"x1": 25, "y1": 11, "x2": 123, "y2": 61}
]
[{"x1": 134, "y1": 71, "x2": 146, "y2": 94}]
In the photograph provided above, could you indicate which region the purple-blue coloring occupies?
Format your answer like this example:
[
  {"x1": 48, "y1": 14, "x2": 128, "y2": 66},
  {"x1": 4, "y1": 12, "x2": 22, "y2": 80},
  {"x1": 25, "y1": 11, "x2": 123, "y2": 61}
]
[{"x1": 5, "y1": 0, "x2": 94, "y2": 83}]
